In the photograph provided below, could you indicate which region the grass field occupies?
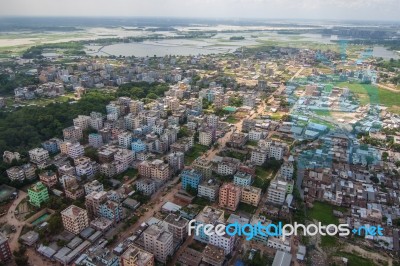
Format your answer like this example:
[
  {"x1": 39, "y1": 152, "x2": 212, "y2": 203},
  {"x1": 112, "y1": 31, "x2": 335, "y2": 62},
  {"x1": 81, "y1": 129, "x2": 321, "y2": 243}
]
[
  {"x1": 321, "y1": 235, "x2": 338, "y2": 249},
  {"x1": 335, "y1": 82, "x2": 400, "y2": 113},
  {"x1": 226, "y1": 116, "x2": 239, "y2": 124},
  {"x1": 184, "y1": 144, "x2": 209, "y2": 165},
  {"x1": 308, "y1": 201, "x2": 347, "y2": 225}
]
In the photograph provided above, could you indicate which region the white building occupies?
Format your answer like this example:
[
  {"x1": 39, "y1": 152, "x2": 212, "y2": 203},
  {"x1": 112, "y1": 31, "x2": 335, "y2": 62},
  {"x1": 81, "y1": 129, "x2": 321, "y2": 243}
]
[
  {"x1": 118, "y1": 132, "x2": 132, "y2": 149},
  {"x1": 28, "y1": 148, "x2": 49, "y2": 168},
  {"x1": 209, "y1": 224, "x2": 235, "y2": 255}
]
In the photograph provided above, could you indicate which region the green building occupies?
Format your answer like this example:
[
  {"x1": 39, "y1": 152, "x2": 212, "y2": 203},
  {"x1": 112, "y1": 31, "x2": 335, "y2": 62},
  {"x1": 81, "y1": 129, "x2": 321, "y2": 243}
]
[{"x1": 28, "y1": 182, "x2": 49, "y2": 207}]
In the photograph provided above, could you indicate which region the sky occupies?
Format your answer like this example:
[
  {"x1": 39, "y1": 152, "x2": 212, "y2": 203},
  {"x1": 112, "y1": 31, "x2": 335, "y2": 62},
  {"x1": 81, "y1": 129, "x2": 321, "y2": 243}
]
[{"x1": 0, "y1": 0, "x2": 399, "y2": 21}]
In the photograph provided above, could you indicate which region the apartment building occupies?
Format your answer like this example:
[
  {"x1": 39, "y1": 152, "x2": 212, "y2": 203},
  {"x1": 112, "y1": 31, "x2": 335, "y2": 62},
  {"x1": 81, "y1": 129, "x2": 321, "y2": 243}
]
[
  {"x1": 99, "y1": 200, "x2": 123, "y2": 223},
  {"x1": 233, "y1": 171, "x2": 253, "y2": 186},
  {"x1": 61, "y1": 205, "x2": 89, "y2": 235},
  {"x1": 198, "y1": 179, "x2": 220, "y2": 201},
  {"x1": 192, "y1": 157, "x2": 213, "y2": 178},
  {"x1": 118, "y1": 132, "x2": 133, "y2": 148},
  {"x1": 0, "y1": 233, "x2": 11, "y2": 263},
  {"x1": 85, "y1": 191, "x2": 108, "y2": 219},
  {"x1": 120, "y1": 245, "x2": 154, "y2": 266},
  {"x1": 114, "y1": 148, "x2": 134, "y2": 170},
  {"x1": 279, "y1": 161, "x2": 294, "y2": 180},
  {"x1": 138, "y1": 160, "x2": 171, "y2": 181},
  {"x1": 164, "y1": 213, "x2": 189, "y2": 241},
  {"x1": 194, "y1": 206, "x2": 225, "y2": 243},
  {"x1": 39, "y1": 170, "x2": 58, "y2": 187},
  {"x1": 202, "y1": 244, "x2": 225, "y2": 266},
  {"x1": 63, "y1": 126, "x2": 83, "y2": 142},
  {"x1": 136, "y1": 178, "x2": 156, "y2": 196},
  {"x1": 209, "y1": 224, "x2": 235, "y2": 255},
  {"x1": 67, "y1": 142, "x2": 85, "y2": 159},
  {"x1": 88, "y1": 133, "x2": 103, "y2": 148},
  {"x1": 143, "y1": 224, "x2": 174, "y2": 263},
  {"x1": 73, "y1": 115, "x2": 90, "y2": 130},
  {"x1": 267, "y1": 179, "x2": 288, "y2": 205},
  {"x1": 250, "y1": 148, "x2": 268, "y2": 166},
  {"x1": 28, "y1": 182, "x2": 49, "y2": 207},
  {"x1": 29, "y1": 147, "x2": 49, "y2": 168},
  {"x1": 219, "y1": 183, "x2": 241, "y2": 211},
  {"x1": 180, "y1": 169, "x2": 203, "y2": 190},
  {"x1": 84, "y1": 180, "x2": 104, "y2": 195},
  {"x1": 41, "y1": 138, "x2": 62, "y2": 154},
  {"x1": 167, "y1": 152, "x2": 184, "y2": 173},
  {"x1": 241, "y1": 186, "x2": 262, "y2": 206},
  {"x1": 6, "y1": 164, "x2": 36, "y2": 182},
  {"x1": 217, "y1": 158, "x2": 240, "y2": 176}
]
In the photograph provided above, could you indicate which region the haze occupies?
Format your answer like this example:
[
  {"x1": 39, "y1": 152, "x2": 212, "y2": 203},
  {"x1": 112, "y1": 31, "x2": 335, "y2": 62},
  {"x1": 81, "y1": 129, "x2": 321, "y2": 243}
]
[{"x1": 0, "y1": 0, "x2": 399, "y2": 21}]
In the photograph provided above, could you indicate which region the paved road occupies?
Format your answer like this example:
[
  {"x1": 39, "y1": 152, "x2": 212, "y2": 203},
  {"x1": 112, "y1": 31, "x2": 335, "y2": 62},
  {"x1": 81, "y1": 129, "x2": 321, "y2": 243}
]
[{"x1": 0, "y1": 190, "x2": 28, "y2": 252}]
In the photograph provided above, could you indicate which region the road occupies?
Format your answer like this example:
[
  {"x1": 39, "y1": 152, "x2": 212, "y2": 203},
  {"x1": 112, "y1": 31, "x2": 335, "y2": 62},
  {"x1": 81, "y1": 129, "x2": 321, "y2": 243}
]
[
  {"x1": 377, "y1": 83, "x2": 400, "y2": 93},
  {"x1": 0, "y1": 190, "x2": 27, "y2": 252}
]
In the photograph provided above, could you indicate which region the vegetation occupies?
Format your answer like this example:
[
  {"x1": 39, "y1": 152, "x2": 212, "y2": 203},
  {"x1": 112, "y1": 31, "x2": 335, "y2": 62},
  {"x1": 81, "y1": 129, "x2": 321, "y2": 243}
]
[
  {"x1": 334, "y1": 251, "x2": 375, "y2": 266},
  {"x1": 238, "y1": 202, "x2": 257, "y2": 214},
  {"x1": 184, "y1": 144, "x2": 209, "y2": 165},
  {"x1": 0, "y1": 73, "x2": 39, "y2": 95},
  {"x1": 117, "y1": 82, "x2": 169, "y2": 99},
  {"x1": 321, "y1": 235, "x2": 338, "y2": 248},
  {"x1": 308, "y1": 201, "x2": 347, "y2": 225}
]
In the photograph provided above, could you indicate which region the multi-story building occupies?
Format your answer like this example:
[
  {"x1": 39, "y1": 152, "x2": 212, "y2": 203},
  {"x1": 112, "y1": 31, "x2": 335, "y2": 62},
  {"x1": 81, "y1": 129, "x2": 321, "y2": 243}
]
[
  {"x1": 138, "y1": 160, "x2": 171, "y2": 181},
  {"x1": 2, "y1": 151, "x2": 20, "y2": 164},
  {"x1": 29, "y1": 147, "x2": 49, "y2": 168},
  {"x1": 241, "y1": 186, "x2": 262, "y2": 206},
  {"x1": 99, "y1": 200, "x2": 123, "y2": 223},
  {"x1": 233, "y1": 171, "x2": 253, "y2": 187},
  {"x1": 180, "y1": 169, "x2": 203, "y2": 190},
  {"x1": 84, "y1": 180, "x2": 104, "y2": 195},
  {"x1": 250, "y1": 215, "x2": 271, "y2": 244},
  {"x1": 120, "y1": 245, "x2": 154, "y2": 266},
  {"x1": 267, "y1": 178, "x2": 288, "y2": 206},
  {"x1": 75, "y1": 160, "x2": 96, "y2": 178},
  {"x1": 39, "y1": 170, "x2": 58, "y2": 188},
  {"x1": 167, "y1": 152, "x2": 184, "y2": 173},
  {"x1": 250, "y1": 148, "x2": 267, "y2": 166},
  {"x1": 73, "y1": 115, "x2": 90, "y2": 130},
  {"x1": 209, "y1": 224, "x2": 235, "y2": 255},
  {"x1": 132, "y1": 139, "x2": 147, "y2": 153},
  {"x1": 143, "y1": 224, "x2": 174, "y2": 263},
  {"x1": 85, "y1": 191, "x2": 108, "y2": 219},
  {"x1": 198, "y1": 179, "x2": 220, "y2": 201},
  {"x1": 164, "y1": 213, "x2": 189, "y2": 241},
  {"x1": 88, "y1": 133, "x2": 103, "y2": 148},
  {"x1": 136, "y1": 178, "x2": 156, "y2": 196},
  {"x1": 118, "y1": 132, "x2": 133, "y2": 149},
  {"x1": 63, "y1": 126, "x2": 83, "y2": 142},
  {"x1": 114, "y1": 148, "x2": 134, "y2": 170},
  {"x1": 6, "y1": 166, "x2": 25, "y2": 181},
  {"x1": 267, "y1": 236, "x2": 291, "y2": 252},
  {"x1": 41, "y1": 138, "x2": 62, "y2": 154},
  {"x1": 64, "y1": 181, "x2": 85, "y2": 200},
  {"x1": 217, "y1": 157, "x2": 240, "y2": 176},
  {"x1": 0, "y1": 233, "x2": 11, "y2": 263},
  {"x1": 202, "y1": 244, "x2": 225, "y2": 266},
  {"x1": 58, "y1": 164, "x2": 76, "y2": 176},
  {"x1": 194, "y1": 206, "x2": 225, "y2": 243},
  {"x1": 279, "y1": 161, "x2": 294, "y2": 180},
  {"x1": 61, "y1": 205, "x2": 89, "y2": 235},
  {"x1": 219, "y1": 183, "x2": 241, "y2": 211},
  {"x1": 192, "y1": 157, "x2": 212, "y2": 178},
  {"x1": 67, "y1": 142, "x2": 85, "y2": 159},
  {"x1": 28, "y1": 182, "x2": 49, "y2": 207},
  {"x1": 199, "y1": 130, "x2": 213, "y2": 146}
]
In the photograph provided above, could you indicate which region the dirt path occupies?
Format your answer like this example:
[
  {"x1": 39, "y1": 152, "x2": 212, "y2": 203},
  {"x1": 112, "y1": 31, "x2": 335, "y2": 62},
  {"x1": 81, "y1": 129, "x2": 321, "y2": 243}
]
[{"x1": 343, "y1": 243, "x2": 393, "y2": 266}]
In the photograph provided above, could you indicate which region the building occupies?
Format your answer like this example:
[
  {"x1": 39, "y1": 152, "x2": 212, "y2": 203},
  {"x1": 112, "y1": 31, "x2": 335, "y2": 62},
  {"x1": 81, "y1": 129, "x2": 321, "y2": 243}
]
[
  {"x1": 138, "y1": 160, "x2": 171, "y2": 181},
  {"x1": 217, "y1": 158, "x2": 240, "y2": 176},
  {"x1": 233, "y1": 171, "x2": 253, "y2": 187},
  {"x1": 198, "y1": 179, "x2": 220, "y2": 201},
  {"x1": 39, "y1": 170, "x2": 58, "y2": 188},
  {"x1": 250, "y1": 216, "x2": 271, "y2": 244},
  {"x1": 73, "y1": 115, "x2": 90, "y2": 130},
  {"x1": 6, "y1": 166, "x2": 25, "y2": 181},
  {"x1": 67, "y1": 143, "x2": 85, "y2": 159},
  {"x1": 272, "y1": 250, "x2": 292, "y2": 266},
  {"x1": 240, "y1": 186, "x2": 262, "y2": 206},
  {"x1": 0, "y1": 233, "x2": 11, "y2": 263},
  {"x1": 192, "y1": 158, "x2": 212, "y2": 178},
  {"x1": 180, "y1": 169, "x2": 203, "y2": 190},
  {"x1": 194, "y1": 206, "x2": 225, "y2": 243},
  {"x1": 267, "y1": 179, "x2": 288, "y2": 206},
  {"x1": 136, "y1": 178, "x2": 156, "y2": 196},
  {"x1": 199, "y1": 130, "x2": 213, "y2": 146},
  {"x1": 61, "y1": 205, "x2": 89, "y2": 235},
  {"x1": 63, "y1": 126, "x2": 83, "y2": 142},
  {"x1": 202, "y1": 244, "x2": 225, "y2": 266},
  {"x1": 85, "y1": 191, "x2": 108, "y2": 219},
  {"x1": 164, "y1": 213, "x2": 189, "y2": 241},
  {"x1": 3, "y1": 151, "x2": 20, "y2": 164},
  {"x1": 219, "y1": 183, "x2": 241, "y2": 211},
  {"x1": 209, "y1": 224, "x2": 235, "y2": 255},
  {"x1": 99, "y1": 200, "x2": 123, "y2": 223},
  {"x1": 42, "y1": 138, "x2": 62, "y2": 154},
  {"x1": 279, "y1": 161, "x2": 294, "y2": 180},
  {"x1": 167, "y1": 152, "x2": 184, "y2": 173},
  {"x1": 267, "y1": 237, "x2": 291, "y2": 252},
  {"x1": 28, "y1": 182, "x2": 49, "y2": 207},
  {"x1": 84, "y1": 180, "x2": 104, "y2": 195},
  {"x1": 120, "y1": 245, "x2": 154, "y2": 266},
  {"x1": 250, "y1": 149, "x2": 267, "y2": 166},
  {"x1": 118, "y1": 132, "x2": 133, "y2": 149},
  {"x1": 88, "y1": 133, "x2": 103, "y2": 148},
  {"x1": 29, "y1": 147, "x2": 49, "y2": 168},
  {"x1": 143, "y1": 224, "x2": 174, "y2": 263}
]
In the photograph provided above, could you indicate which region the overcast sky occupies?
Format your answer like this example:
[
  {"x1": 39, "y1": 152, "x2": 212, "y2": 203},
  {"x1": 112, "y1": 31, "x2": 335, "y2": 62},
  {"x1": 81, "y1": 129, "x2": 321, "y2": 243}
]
[{"x1": 0, "y1": 0, "x2": 399, "y2": 21}]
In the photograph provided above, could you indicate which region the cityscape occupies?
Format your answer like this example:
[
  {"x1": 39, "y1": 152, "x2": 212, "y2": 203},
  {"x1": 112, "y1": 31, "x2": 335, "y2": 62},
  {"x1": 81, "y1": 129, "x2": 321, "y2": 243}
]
[{"x1": 0, "y1": 1, "x2": 400, "y2": 266}]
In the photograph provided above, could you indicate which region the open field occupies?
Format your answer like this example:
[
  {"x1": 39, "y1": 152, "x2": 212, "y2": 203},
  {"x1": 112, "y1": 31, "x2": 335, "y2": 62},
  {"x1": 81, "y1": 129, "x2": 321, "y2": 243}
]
[{"x1": 308, "y1": 201, "x2": 347, "y2": 225}]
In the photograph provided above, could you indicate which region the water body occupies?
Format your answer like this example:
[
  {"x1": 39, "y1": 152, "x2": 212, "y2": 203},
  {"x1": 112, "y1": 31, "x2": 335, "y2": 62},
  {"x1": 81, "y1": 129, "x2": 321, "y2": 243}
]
[{"x1": 373, "y1": 46, "x2": 399, "y2": 60}]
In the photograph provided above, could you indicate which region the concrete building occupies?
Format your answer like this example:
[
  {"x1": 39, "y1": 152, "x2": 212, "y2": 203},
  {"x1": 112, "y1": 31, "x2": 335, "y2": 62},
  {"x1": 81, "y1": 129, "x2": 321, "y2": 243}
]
[
  {"x1": 61, "y1": 205, "x2": 89, "y2": 235},
  {"x1": 272, "y1": 250, "x2": 292, "y2": 266},
  {"x1": 219, "y1": 183, "x2": 241, "y2": 211},
  {"x1": 279, "y1": 161, "x2": 294, "y2": 180},
  {"x1": 28, "y1": 182, "x2": 49, "y2": 207},
  {"x1": 202, "y1": 244, "x2": 225, "y2": 266},
  {"x1": 120, "y1": 245, "x2": 154, "y2": 266},
  {"x1": 73, "y1": 115, "x2": 90, "y2": 130},
  {"x1": 167, "y1": 152, "x2": 184, "y2": 173},
  {"x1": 84, "y1": 180, "x2": 104, "y2": 195},
  {"x1": 88, "y1": 133, "x2": 103, "y2": 148},
  {"x1": 233, "y1": 171, "x2": 253, "y2": 187},
  {"x1": 63, "y1": 126, "x2": 83, "y2": 142},
  {"x1": 198, "y1": 179, "x2": 220, "y2": 201},
  {"x1": 180, "y1": 169, "x2": 203, "y2": 190},
  {"x1": 99, "y1": 200, "x2": 123, "y2": 223},
  {"x1": 0, "y1": 233, "x2": 11, "y2": 263},
  {"x1": 143, "y1": 224, "x2": 174, "y2": 263},
  {"x1": 3, "y1": 151, "x2": 20, "y2": 164},
  {"x1": 192, "y1": 158, "x2": 213, "y2": 178},
  {"x1": 85, "y1": 191, "x2": 108, "y2": 219},
  {"x1": 67, "y1": 143, "x2": 85, "y2": 159},
  {"x1": 199, "y1": 130, "x2": 213, "y2": 146},
  {"x1": 39, "y1": 170, "x2": 58, "y2": 188},
  {"x1": 29, "y1": 147, "x2": 49, "y2": 168},
  {"x1": 136, "y1": 178, "x2": 156, "y2": 196},
  {"x1": 118, "y1": 132, "x2": 133, "y2": 149},
  {"x1": 194, "y1": 206, "x2": 225, "y2": 243},
  {"x1": 267, "y1": 179, "x2": 288, "y2": 206},
  {"x1": 250, "y1": 148, "x2": 267, "y2": 166},
  {"x1": 138, "y1": 160, "x2": 171, "y2": 181},
  {"x1": 240, "y1": 186, "x2": 262, "y2": 206},
  {"x1": 41, "y1": 138, "x2": 62, "y2": 154},
  {"x1": 209, "y1": 224, "x2": 235, "y2": 255},
  {"x1": 164, "y1": 213, "x2": 189, "y2": 241}
]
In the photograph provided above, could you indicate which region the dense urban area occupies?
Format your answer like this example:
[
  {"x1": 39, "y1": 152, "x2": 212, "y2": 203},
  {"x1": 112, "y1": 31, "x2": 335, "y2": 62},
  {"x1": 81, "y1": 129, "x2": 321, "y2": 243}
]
[{"x1": 0, "y1": 18, "x2": 400, "y2": 266}]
